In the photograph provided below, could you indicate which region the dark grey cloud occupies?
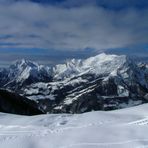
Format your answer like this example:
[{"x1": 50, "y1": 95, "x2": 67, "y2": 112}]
[
  {"x1": 17, "y1": 0, "x2": 148, "y2": 9},
  {"x1": 60, "y1": 0, "x2": 148, "y2": 8}
]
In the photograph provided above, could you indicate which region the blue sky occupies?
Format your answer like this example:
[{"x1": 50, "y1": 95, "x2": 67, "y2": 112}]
[{"x1": 0, "y1": 0, "x2": 148, "y2": 66}]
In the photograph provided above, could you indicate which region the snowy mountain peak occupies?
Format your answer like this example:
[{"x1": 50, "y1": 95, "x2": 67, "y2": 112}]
[
  {"x1": 84, "y1": 53, "x2": 127, "y2": 64},
  {"x1": 12, "y1": 59, "x2": 39, "y2": 70},
  {"x1": 1, "y1": 59, "x2": 52, "y2": 88},
  {"x1": 53, "y1": 53, "x2": 128, "y2": 80},
  {"x1": 82, "y1": 53, "x2": 127, "y2": 73}
]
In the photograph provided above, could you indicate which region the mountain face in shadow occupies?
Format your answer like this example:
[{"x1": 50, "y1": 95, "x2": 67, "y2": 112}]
[{"x1": 0, "y1": 89, "x2": 43, "y2": 115}]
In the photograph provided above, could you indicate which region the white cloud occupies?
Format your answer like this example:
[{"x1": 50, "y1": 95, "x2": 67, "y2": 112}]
[{"x1": 0, "y1": 1, "x2": 147, "y2": 51}]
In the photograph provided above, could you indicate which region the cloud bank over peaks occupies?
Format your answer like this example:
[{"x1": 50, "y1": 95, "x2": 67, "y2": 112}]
[{"x1": 0, "y1": 0, "x2": 147, "y2": 51}]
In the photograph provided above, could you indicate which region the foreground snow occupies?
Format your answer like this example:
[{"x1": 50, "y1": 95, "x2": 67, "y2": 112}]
[{"x1": 1, "y1": 104, "x2": 148, "y2": 148}]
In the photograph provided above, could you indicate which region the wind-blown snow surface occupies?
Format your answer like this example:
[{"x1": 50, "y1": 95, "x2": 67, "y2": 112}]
[{"x1": 1, "y1": 104, "x2": 148, "y2": 148}]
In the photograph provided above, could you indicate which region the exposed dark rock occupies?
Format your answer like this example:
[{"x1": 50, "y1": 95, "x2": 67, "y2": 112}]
[{"x1": 0, "y1": 89, "x2": 44, "y2": 115}]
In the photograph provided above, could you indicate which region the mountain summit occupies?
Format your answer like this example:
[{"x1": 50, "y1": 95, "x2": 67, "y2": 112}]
[
  {"x1": 0, "y1": 59, "x2": 51, "y2": 90},
  {"x1": 53, "y1": 53, "x2": 127, "y2": 80}
]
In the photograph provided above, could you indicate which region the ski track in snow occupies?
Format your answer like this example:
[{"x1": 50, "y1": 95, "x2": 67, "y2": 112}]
[
  {"x1": 59, "y1": 140, "x2": 148, "y2": 148},
  {"x1": 128, "y1": 118, "x2": 148, "y2": 126}
]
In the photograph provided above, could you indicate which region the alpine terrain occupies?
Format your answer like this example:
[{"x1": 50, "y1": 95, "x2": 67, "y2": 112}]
[{"x1": 0, "y1": 53, "x2": 148, "y2": 114}]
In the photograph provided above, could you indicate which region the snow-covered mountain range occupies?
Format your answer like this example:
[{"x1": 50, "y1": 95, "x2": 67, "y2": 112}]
[{"x1": 1, "y1": 53, "x2": 148, "y2": 113}]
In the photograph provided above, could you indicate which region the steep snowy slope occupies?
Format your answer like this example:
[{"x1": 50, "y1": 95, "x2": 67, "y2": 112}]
[{"x1": 1, "y1": 104, "x2": 148, "y2": 148}]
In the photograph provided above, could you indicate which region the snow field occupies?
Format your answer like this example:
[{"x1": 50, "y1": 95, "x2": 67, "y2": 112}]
[{"x1": 1, "y1": 104, "x2": 148, "y2": 148}]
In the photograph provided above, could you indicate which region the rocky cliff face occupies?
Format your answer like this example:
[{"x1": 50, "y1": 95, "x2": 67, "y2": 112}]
[{"x1": 0, "y1": 53, "x2": 148, "y2": 114}]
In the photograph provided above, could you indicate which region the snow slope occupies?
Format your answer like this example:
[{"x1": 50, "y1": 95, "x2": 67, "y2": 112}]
[{"x1": 1, "y1": 104, "x2": 148, "y2": 148}]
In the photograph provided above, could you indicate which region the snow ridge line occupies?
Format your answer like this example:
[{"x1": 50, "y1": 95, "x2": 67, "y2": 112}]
[{"x1": 59, "y1": 139, "x2": 148, "y2": 148}]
